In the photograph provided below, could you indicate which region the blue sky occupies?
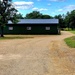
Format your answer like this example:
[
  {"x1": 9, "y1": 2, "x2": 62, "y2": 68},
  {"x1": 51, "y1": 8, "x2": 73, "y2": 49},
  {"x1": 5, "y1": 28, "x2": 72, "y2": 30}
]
[{"x1": 13, "y1": 0, "x2": 75, "y2": 17}]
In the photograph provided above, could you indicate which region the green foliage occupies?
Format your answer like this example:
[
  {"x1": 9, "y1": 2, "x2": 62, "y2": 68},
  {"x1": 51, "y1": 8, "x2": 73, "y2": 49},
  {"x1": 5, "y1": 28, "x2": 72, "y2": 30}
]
[
  {"x1": 0, "y1": 0, "x2": 19, "y2": 37},
  {"x1": 41, "y1": 14, "x2": 53, "y2": 19},
  {"x1": 64, "y1": 36, "x2": 75, "y2": 48},
  {"x1": 16, "y1": 13, "x2": 24, "y2": 19},
  {"x1": 65, "y1": 10, "x2": 75, "y2": 30},
  {"x1": 25, "y1": 11, "x2": 52, "y2": 19},
  {"x1": 25, "y1": 11, "x2": 42, "y2": 19},
  {"x1": 0, "y1": 0, "x2": 18, "y2": 26},
  {"x1": 54, "y1": 14, "x2": 65, "y2": 28}
]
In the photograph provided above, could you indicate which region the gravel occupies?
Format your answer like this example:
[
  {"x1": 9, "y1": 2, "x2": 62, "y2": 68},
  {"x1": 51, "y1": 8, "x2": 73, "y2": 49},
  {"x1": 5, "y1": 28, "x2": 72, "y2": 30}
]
[{"x1": 0, "y1": 31, "x2": 75, "y2": 75}]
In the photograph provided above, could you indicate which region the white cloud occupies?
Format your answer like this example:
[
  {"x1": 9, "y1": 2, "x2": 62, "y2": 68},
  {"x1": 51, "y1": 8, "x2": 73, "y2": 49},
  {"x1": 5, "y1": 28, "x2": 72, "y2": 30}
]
[
  {"x1": 13, "y1": 1, "x2": 34, "y2": 9},
  {"x1": 65, "y1": 5, "x2": 75, "y2": 11},
  {"x1": 57, "y1": 9, "x2": 63, "y2": 12},
  {"x1": 32, "y1": 7, "x2": 48, "y2": 11},
  {"x1": 57, "y1": 5, "x2": 75, "y2": 12},
  {"x1": 32, "y1": 7, "x2": 38, "y2": 10},
  {"x1": 39, "y1": 8, "x2": 48, "y2": 11},
  {"x1": 48, "y1": 3, "x2": 51, "y2": 6}
]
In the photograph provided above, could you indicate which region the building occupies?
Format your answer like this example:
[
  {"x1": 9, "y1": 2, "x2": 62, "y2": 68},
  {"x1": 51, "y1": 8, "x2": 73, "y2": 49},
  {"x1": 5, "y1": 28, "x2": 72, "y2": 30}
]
[{"x1": 0, "y1": 19, "x2": 60, "y2": 34}]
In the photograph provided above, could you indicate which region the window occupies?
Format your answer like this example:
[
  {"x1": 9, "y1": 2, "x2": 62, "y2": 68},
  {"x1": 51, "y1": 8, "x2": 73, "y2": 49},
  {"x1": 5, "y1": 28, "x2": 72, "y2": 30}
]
[
  {"x1": 9, "y1": 27, "x2": 13, "y2": 30},
  {"x1": 45, "y1": 27, "x2": 50, "y2": 30},
  {"x1": 27, "y1": 27, "x2": 31, "y2": 30}
]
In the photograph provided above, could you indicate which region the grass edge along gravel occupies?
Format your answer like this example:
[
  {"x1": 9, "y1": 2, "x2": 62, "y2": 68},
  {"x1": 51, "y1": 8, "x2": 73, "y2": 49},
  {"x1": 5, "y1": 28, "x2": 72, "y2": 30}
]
[
  {"x1": 69, "y1": 30, "x2": 75, "y2": 34},
  {"x1": 0, "y1": 35, "x2": 34, "y2": 40},
  {"x1": 64, "y1": 36, "x2": 75, "y2": 48}
]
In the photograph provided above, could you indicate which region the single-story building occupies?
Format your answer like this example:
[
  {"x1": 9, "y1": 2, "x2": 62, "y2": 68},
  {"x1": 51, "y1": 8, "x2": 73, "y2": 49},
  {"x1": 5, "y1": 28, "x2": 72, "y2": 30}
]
[{"x1": 0, "y1": 19, "x2": 60, "y2": 34}]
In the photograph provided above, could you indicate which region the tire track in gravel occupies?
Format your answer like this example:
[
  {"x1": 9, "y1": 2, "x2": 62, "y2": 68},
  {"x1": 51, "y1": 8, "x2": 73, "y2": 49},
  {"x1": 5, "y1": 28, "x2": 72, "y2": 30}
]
[
  {"x1": 0, "y1": 31, "x2": 75, "y2": 75},
  {"x1": 49, "y1": 40, "x2": 75, "y2": 75}
]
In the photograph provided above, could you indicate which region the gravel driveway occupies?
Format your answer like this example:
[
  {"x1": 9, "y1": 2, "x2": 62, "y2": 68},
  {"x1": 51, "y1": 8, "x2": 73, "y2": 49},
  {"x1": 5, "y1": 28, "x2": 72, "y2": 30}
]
[{"x1": 0, "y1": 31, "x2": 75, "y2": 75}]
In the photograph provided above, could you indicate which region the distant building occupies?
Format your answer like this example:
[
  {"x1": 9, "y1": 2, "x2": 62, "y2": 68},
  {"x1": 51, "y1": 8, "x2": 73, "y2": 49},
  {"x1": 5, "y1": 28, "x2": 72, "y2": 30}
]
[{"x1": 0, "y1": 19, "x2": 60, "y2": 34}]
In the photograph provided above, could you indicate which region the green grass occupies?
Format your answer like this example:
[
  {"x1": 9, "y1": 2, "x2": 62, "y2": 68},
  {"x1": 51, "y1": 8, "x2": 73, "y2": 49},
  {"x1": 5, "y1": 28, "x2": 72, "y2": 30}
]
[
  {"x1": 63, "y1": 28, "x2": 72, "y2": 31},
  {"x1": 69, "y1": 30, "x2": 75, "y2": 34},
  {"x1": 64, "y1": 36, "x2": 75, "y2": 48},
  {"x1": 0, "y1": 35, "x2": 34, "y2": 40}
]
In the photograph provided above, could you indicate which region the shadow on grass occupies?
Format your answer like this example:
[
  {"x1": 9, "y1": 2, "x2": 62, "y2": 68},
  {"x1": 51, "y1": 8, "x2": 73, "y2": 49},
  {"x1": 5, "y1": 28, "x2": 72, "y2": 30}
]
[{"x1": 0, "y1": 36, "x2": 34, "y2": 40}]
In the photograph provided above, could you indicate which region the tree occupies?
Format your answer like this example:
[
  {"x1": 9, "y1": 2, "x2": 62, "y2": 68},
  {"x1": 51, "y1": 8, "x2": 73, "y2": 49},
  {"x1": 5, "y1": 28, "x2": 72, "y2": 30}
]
[
  {"x1": 64, "y1": 12, "x2": 70, "y2": 30},
  {"x1": 41, "y1": 14, "x2": 53, "y2": 19},
  {"x1": 16, "y1": 13, "x2": 24, "y2": 19},
  {"x1": 69, "y1": 10, "x2": 75, "y2": 30},
  {"x1": 0, "y1": 0, "x2": 18, "y2": 37},
  {"x1": 54, "y1": 14, "x2": 65, "y2": 29},
  {"x1": 25, "y1": 11, "x2": 42, "y2": 19},
  {"x1": 25, "y1": 11, "x2": 52, "y2": 19},
  {"x1": 65, "y1": 10, "x2": 75, "y2": 30}
]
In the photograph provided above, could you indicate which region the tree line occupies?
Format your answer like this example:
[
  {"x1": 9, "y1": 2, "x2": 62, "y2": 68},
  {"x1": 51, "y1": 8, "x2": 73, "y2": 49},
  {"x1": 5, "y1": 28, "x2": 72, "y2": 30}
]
[{"x1": 18, "y1": 10, "x2": 75, "y2": 30}]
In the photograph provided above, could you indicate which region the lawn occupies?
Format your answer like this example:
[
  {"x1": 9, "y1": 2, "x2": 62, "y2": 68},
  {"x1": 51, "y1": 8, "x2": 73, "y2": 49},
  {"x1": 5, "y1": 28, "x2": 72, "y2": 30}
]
[
  {"x1": 64, "y1": 30, "x2": 75, "y2": 48},
  {"x1": 69, "y1": 30, "x2": 75, "y2": 34},
  {"x1": 0, "y1": 35, "x2": 34, "y2": 40}
]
